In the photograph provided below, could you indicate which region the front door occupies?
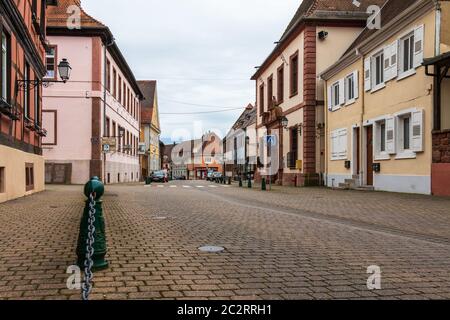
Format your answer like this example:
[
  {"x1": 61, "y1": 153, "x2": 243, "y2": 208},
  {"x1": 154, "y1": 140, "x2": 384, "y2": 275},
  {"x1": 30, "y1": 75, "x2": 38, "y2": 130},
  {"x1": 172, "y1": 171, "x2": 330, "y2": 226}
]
[{"x1": 366, "y1": 126, "x2": 374, "y2": 186}]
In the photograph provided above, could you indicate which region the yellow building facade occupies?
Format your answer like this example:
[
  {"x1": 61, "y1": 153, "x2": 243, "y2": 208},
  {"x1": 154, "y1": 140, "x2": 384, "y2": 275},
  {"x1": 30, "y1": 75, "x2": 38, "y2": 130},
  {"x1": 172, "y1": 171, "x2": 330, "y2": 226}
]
[{"x1": 322, "y1": 0, "x2": 449, "y2": 195}]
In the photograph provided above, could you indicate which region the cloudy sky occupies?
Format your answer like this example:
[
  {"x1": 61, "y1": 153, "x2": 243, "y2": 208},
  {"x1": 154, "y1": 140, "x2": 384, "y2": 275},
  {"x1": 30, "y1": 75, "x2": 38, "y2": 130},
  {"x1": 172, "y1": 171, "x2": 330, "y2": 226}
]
[{"x1": 82, "y1": 0, "x2": 299, "y2": 143}]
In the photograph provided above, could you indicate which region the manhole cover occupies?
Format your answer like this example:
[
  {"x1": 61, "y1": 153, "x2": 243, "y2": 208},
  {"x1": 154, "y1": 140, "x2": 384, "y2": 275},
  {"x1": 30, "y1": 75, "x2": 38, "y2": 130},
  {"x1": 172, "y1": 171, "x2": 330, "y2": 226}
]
[{"x1": 198, "y1": 246, "x2": 225, "y2": 253}]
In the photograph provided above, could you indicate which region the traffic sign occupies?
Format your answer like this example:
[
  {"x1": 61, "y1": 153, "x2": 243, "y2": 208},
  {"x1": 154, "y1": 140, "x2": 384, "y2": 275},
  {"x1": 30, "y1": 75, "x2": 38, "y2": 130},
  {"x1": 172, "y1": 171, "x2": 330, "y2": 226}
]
[{"x1": 265, "y1": 135, "x2": 277, "y2": 146}]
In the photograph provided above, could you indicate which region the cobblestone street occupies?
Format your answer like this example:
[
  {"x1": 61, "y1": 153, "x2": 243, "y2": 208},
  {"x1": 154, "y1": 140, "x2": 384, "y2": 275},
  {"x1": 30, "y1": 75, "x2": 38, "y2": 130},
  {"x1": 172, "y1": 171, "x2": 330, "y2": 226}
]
[{"x1": 1, "y1": 182, "x2": 450, "y2": 300}]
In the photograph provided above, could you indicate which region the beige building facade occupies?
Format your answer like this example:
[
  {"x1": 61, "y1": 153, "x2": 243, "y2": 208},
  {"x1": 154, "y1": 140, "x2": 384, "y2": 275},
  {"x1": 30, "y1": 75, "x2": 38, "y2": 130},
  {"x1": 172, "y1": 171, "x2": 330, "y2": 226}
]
[{"x1": 322, "y1": 0, "x2": 449, "y2": 195}]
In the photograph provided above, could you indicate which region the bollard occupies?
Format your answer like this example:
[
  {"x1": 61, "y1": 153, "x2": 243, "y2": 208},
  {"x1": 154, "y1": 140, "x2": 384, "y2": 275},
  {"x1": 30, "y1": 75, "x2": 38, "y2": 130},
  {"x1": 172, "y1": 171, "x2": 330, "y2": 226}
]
[
  {"x1": 228, "y1": 177, "x2": 232, "y2": 185},
  {"x1": 239, "y1": 177, "x2": 243, "y2": 187},
  {"x1": 248, "y1": 177, "x2": 252, "y2": 189},
  {"x1": 262, "y1": 178, "x2": 267, "y2": 191},
  {"x1": 76, "y1": 177, "x2": 109, "y2": 271}
]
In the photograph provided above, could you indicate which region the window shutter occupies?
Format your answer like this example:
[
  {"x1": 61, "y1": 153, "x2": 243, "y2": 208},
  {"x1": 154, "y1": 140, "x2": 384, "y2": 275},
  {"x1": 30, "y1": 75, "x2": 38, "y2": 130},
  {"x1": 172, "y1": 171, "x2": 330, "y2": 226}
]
[
  {"x1": 385, "y1": 117, "x2": 396, "y2": 154},
  {"x1": 413, "y1": 25, "x2": 424, "y2": 68},
  {"x1": 339, "y1": 129, "x2": 348, "y2": 158},
  {"x1": 390, "y1": 40, "x2": 398, "y2": 80},
  {"x1": 331, "y1": 131, "x2": 337, "y2": 160},
  {"x1": 327, "y1": 85, "x2": 333, "y2": 111},
  {"x1": 364, "y1": 58, "x2": 371, "y2": 91},
  {"x1": 353, "y1": 70, "x2": 359, "y2": 99},
  {"x1": 339, "y1": 78, "x2": 345, "y2": 105},
  {"x1": 383, "y1": 45, "x2": 391, "y2": 81},
  {"x1": 412, "y1": 110, "x2": 424, "y2": 152}
]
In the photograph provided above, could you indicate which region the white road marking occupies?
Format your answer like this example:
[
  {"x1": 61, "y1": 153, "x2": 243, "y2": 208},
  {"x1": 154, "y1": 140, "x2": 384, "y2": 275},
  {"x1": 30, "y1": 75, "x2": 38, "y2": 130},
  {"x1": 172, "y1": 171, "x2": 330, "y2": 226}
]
[
  {"x1": 209, "y1": 185, "x2": 218, "y2": 188},
  {"x1": 169, "y1": 185, "x2": 177, "y2": 188},
  {"x1": 157, "y1": 185, "x2": 165, "y2": 188},
  {"x1": 183, "y1": 186, "x2": 192, "y2": 188},
  {"x1": 196, "y1": 186, "x2": 205, "y2": 188}
]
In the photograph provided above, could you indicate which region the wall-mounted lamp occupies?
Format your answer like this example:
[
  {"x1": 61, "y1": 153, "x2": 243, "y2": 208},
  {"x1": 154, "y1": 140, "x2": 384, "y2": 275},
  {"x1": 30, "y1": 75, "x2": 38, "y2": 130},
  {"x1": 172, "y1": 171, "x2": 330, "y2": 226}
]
[
  {"x1": 318, "y1": 31, "x2": 328, "y2": 41},
  {"x1": 17, "y1": 58, "x2": 72, "y2": 90}
]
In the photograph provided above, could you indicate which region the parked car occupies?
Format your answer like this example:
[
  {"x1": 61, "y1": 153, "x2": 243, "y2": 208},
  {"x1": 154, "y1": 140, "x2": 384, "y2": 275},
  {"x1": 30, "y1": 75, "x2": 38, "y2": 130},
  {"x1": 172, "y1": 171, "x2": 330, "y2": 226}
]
[
  {"x1": 213, "y1": 172, "x2": 223, "y2": 180},
  {"x1": 206, "y1": 171, "x2": 215, "y2": 181},
  {"x1": 150, "y1": 171, "x2": 168, "y2": 183}
]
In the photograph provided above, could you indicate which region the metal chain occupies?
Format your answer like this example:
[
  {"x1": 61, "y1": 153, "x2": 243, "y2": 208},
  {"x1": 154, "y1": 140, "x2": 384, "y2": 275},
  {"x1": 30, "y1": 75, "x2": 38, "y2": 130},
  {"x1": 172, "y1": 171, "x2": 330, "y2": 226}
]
[{"x1": 82, "y1": 192, "x2": 96, "y2": 301}]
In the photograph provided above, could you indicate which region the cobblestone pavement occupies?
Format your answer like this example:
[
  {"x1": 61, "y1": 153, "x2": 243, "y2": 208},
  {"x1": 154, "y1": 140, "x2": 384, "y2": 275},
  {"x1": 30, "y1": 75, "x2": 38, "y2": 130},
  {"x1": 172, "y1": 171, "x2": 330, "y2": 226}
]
[{"x1": 1, "y1": 181, "x2": 450, "y2": 300}]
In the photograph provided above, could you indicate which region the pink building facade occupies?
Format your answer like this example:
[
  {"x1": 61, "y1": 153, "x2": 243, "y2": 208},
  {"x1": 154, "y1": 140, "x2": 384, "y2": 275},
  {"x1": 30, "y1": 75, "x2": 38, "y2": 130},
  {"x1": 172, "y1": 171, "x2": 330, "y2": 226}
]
[{"x1": 42, "y1": 0, "x2": 143, "y2": 185}]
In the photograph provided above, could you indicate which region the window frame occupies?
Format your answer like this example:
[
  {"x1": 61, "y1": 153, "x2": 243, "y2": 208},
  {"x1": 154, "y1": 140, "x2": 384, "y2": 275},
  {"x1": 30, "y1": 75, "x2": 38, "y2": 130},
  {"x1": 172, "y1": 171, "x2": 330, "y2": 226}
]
[
  {"x1": 0, "y1": 166, "x2": 5, "y2": 194},
  {"x1": 267, "y1": 75, "x2": 273, "y2": 109},
  {"x1": 398, "y1": 31, "x2": 416, "y2": 79},
  {"x1": 345, "y1": 73, "x2": 355, "y2": 104},
  {"x1": 1, "y1": 30, "x2": 11, "y2": 104},
  {"x1": 24, "y1": 62, "x2": 31, "y2": 120},
  {"x1": 259, "y1": 83, "x2": 265, "y2": 115},
  {"x1": 331, "y1": 81, "x2": 340, "y2": 110},
  {"x1": 372, "y1": 51, "x2": 385, "y2": 90},
  {"x1": 44, "y1": 45, "x2": 57, "y2": 80},
  {"x1": 395, "y1": 112, "x2": 416, "y2": 159},
  {"x1": 277, "y1": 64, "x2": 284, "y2": 104},
  {"x1": 374, "y1": 119, "x2": 390, "y2": 160},
  {"x1": 106, "y1": 59, "x2": 111, "y2": 92},
  {"x1": 289, "y1": 51, "x2": 299, "y2": 97},
  {"x1": 25, "y1": 163, "x2": 34, "y2": 192}
]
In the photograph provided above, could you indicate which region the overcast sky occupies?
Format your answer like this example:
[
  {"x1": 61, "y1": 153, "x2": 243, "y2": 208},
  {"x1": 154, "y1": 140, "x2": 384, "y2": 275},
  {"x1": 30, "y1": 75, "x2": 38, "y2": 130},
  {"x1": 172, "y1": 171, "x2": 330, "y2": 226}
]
[{"x1": 82, "y1": 0, "x2": 299, "y2": 143}]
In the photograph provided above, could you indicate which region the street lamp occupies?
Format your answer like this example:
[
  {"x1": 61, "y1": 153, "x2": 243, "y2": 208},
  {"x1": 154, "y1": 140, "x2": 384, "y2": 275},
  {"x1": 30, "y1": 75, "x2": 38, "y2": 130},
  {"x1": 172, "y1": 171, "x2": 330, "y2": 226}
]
[
  {"x1": 16, "y1": 58, "x2": 72, "y2": 90},
  {"x1": 281, "y1": 116, "x2": 289, "y2": 129},
  {"x1": 57, "y1": 59, "x2": 72, "y2": 83}
]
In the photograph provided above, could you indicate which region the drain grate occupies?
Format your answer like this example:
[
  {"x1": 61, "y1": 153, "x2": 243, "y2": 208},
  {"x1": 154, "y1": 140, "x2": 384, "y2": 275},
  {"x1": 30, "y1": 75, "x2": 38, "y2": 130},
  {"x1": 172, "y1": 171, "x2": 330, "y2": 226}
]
[{"x1": 198, "y1": 246, "x2": 225, "y2": 253}]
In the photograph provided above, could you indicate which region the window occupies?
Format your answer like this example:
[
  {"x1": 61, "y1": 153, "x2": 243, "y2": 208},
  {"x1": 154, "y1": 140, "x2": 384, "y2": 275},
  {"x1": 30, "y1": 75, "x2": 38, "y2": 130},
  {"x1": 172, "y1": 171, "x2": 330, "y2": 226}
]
[
  {"x1": 24, "y1": 62, "x2": 30, "y2": 119},
  {"x1": 290, "y1": 52, "x2": 299, "y2": 96},
  {"x1": 277, "y1": 65, "x2": 284, "y2": 104},
  {"x1": 380, "y1": 122, "x2": 386, "y2": 153},
  {"x1": 267, "y1": 75, "x2": 273, "y2": 109},
  {"x1": 112, "y1": 121, "x2": 116, "y2": 138},
  {"x1": 113, "y1": 68, "x2": 117, "y2": 98},
  {"x1": 400, "y1": 33, "x2": 414, "y2": 73},
  {"x1": 331, "y1": 82, "x2": 340, "y2": 108},
  {"x1": 105, "y1": 117, "x2": 110, "y2": 137},
  {"x1": 345, "y1": 73, "x2": 355, "y2": 101},
  {"x1": 45, "y1": 46, "x2": 56, "y2": 79},
  {"x1": 106, "y1": 59, "x2": 111, "y2": 92},
  {"x1": 0, "y1": 167, "x2": 4, "y2": 193},
  {"x1": 330, "y1": 128, "x2": 347, "y2": 160},
  {"x1": 118, "y1": 76, "x2": 122, "y2": 103},
  {"x1": 25, "y1": 163, "x2": 34, "y2": 191},
  {"x1": 373, "y1": 52, "x2": 384, "y2": 87},
  {"x1": 1, "y1": 31, "x2": 10, "y2": 103},
  {"x1": 288, "y1": 127, "x2": 298, "y2": 168},
  {"x1": 259, "y1": 84, "x2": 264, "y2": 114},
  {"x1": 401, "y1": 115, "x2": 411, "y2": 151}
]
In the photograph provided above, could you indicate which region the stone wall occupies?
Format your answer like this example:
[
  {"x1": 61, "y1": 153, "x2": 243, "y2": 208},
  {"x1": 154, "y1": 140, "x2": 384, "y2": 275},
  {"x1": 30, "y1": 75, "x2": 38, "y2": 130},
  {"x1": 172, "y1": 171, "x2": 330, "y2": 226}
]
[{"x1": 432, "y1": 130, "x2": 450, "y2": 163}]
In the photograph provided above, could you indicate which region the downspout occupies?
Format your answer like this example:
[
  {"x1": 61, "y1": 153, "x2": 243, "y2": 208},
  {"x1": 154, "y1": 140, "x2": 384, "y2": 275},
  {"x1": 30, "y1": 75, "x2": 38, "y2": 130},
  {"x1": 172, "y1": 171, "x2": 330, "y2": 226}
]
[
  {"x1": 103, "y1": 37, "x2": 115, "y2": 182},
  {"x1": 435, "y1": 0, "x2": 441, "y2": 56},
  {"x1": 356, "y1": 48, "x2": 365, "y2": 187}
]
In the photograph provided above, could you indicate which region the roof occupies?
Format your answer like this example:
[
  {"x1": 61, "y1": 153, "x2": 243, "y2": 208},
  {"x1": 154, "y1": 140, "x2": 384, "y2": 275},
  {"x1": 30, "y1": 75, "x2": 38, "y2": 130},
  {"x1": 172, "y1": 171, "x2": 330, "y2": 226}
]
[
  {"x1": 343, "y1": 0, "x2": 418, "y2": 56},
  {"x1": 423, "y1": 52, "x2": 450, "y2": 67},
  {"x1": 232, "y1": 104, "x2": 256, "y2": 131},
  {"x1": 46, "y1": 0, "x2": 144, "y2": 99},
  {"x1": 47, "y1": 0, "x2": 105, "y2": 28},
  {"x1": 252, "y1": 0, "x2": 387, "y2": 80},
  {"x1": 138, "y1": 81, "x2": 157, "y2": 124}
]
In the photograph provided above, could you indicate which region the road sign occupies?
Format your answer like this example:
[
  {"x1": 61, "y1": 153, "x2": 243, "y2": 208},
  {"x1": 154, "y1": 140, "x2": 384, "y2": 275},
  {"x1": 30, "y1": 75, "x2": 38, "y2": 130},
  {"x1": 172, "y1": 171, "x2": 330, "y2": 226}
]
[
  {"x1": 265, "y1": 135, "x2": 277, "y2": 146},
  {"x1": 101, "y1": 137, "x2": 117, "y2": 153}
]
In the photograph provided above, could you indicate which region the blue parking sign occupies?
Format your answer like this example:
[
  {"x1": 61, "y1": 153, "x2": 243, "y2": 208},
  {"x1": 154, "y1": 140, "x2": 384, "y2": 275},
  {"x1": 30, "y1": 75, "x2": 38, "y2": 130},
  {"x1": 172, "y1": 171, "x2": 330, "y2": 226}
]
[{"x1": 265, "y1": 135, "x2": 277, "y2": 146}]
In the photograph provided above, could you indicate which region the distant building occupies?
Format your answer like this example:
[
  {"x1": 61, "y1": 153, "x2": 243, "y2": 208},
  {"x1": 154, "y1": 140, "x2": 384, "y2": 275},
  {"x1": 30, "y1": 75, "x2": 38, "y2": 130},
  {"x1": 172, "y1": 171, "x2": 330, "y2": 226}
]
[
  {"x1": 223, "y1": 104, "x2": 257, "y2": 180},
  {"x1": 172, "y1": 132, "x2": 223, "y2": 180},
  {"x1": 42, "y1": 0, "x2": 143, "y2": 185},
  {"x1": 138, "y1": 80, "x2": 161, "y2": 177},
  {"x1": 161, "y1": 142, "x2": 175, "y2": 178}
]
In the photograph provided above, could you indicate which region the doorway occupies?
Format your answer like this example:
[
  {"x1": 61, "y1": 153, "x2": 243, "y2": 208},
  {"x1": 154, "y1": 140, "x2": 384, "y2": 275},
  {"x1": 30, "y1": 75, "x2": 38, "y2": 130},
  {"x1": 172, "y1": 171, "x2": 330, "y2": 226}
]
[{"x1": 366, "y1": 126, "x2": 374, "y2": 186}]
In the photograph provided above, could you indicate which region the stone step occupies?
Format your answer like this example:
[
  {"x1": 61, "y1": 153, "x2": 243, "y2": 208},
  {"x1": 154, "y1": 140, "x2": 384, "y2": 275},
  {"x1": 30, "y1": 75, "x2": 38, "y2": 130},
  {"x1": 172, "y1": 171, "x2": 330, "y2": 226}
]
[{"x1": 354, "y1": 186, "x2": 375, "y2": 191}]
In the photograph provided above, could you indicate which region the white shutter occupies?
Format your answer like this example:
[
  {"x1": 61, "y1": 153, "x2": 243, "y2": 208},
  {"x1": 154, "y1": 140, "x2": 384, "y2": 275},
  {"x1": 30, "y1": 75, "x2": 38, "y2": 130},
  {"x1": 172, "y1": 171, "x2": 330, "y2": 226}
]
[
  {"x1": 390, "y1": 40, "x2": 398, "y2": 80},
  {"x1": 383, "y1": 45, "x2": 392, "y2": 81},
  {"x1": 327, "y1": 85, "x2": 333, "y2": 111},
  {"x1": 412, "y1": 110, "x2": 424, "y2": 152},
  {"x1": 338, "y1": 129, "x2": 348, "y2": 158},
  {"x1": 413, "y1": 25, "x2": 424, "y2": 68},
  {"x1": 364, "y1": 57, "x2": 371, "y2": 91},
  {"x1": 385, "y1": 117, "x2": 396, "y2": 154},
  {"x1": 339, "y1": 78, "x2": 345, "y2": 105},
  {"x1": 353, "y1": 70, "x2": 359, "y2": 99},
  {"x1": 330, "y1": 131, "x2": 337, "y2": 160}
]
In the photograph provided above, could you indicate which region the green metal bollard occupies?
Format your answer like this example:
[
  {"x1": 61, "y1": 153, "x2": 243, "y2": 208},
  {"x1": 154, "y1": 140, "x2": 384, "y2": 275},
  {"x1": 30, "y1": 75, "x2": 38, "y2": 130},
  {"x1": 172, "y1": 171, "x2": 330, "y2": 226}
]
[
  {"x1": 248, "y1": 177, "x2": 252, "y2": 189},
  {"x1": 76, "y1": 177, "x2": 109, "y2": 271},
  {"x1": 239, "y1": 177, "x2": 243, "y2": 187},
  {"x1": 262, "y1": 178, "x2": 267, "y2": 191}
]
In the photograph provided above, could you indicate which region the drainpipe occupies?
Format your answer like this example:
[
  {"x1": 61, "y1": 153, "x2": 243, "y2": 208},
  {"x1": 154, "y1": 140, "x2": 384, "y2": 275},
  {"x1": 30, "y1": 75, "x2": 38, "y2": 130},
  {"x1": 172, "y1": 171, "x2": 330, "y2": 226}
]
[
  {"x1": 103, "y1": 37, "x2": 115, "y2": 182},
  {"x1": 356, "y1": 48, "x2": 365, "y2": 187},
  {"x1": 435, "y1": 0, "x2": 442, "y2": 57}
]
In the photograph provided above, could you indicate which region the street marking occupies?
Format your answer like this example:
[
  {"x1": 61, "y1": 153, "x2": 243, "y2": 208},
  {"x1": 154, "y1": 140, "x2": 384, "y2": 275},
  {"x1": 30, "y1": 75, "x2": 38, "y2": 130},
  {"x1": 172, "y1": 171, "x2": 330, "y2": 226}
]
[
  {"x1": 157, "y1": 185, "x2": 165, "y2": 188},
  {"x1": 183, "y1": 186, "x2": 192, "y2": 188},
  {"x1": 208, "y1": 185, "x2": 218, "y2": 188},
  {"x1": 196, "y1": 186, "x2": 205, "y2": 188},
  {"x1": 169, "y1": 185, "x2": 177, "y2": 188},
  {"x1": 222, "y1": 185, "x2": 230, "y2": 188}
]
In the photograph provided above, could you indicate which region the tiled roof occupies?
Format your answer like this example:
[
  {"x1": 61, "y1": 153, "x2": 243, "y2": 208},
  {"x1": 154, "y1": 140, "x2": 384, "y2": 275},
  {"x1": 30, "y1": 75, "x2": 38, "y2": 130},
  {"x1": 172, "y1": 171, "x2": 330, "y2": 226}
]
[
  {"x1": 343, "y1": 0, "x2": 419, "y2": 56},
  {"x1": 232, "y1": 104, "x2": 256, "y2": 131},
  {"x1": 252, "y1": 0, "x2": 387, "y2": 80},
  {"x1": 138, "y1": 80, "x2": 157, "y2": 124},
  {"x1": 47, "y1": 0, "x2": 106, "y2": 28}
]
